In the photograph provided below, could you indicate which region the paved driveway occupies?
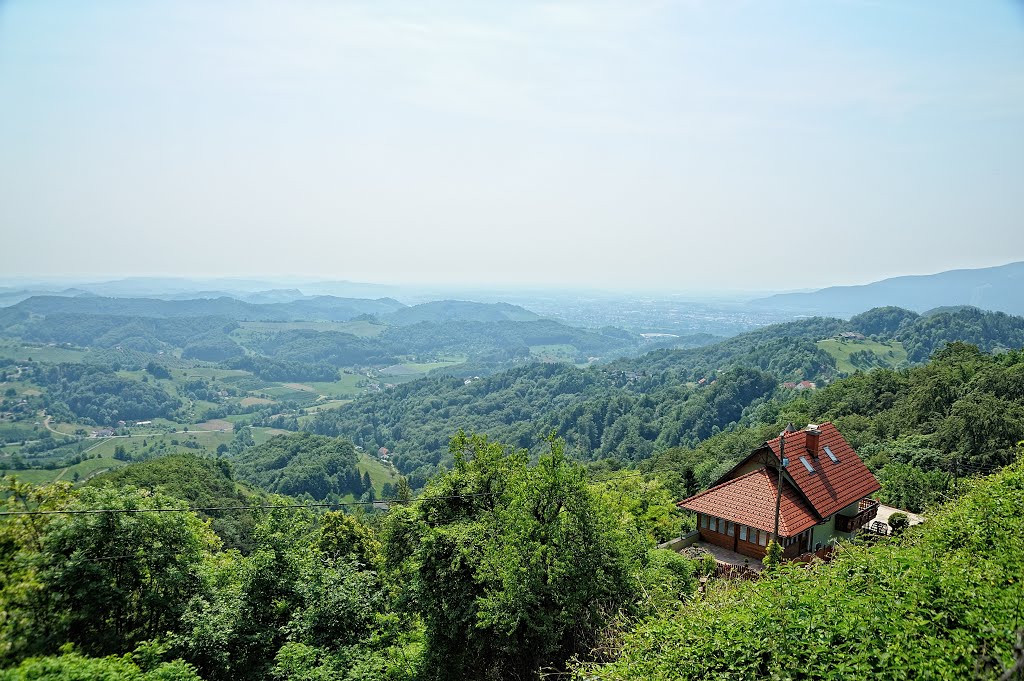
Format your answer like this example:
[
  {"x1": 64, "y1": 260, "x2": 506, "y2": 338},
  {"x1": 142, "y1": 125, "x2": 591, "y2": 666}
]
[
  {"x1": 693, "y1": 541, "x2": 764, "y2": 572},
  {"x1": 875, "y1": 504, "x2": 924, "y2": 531}
]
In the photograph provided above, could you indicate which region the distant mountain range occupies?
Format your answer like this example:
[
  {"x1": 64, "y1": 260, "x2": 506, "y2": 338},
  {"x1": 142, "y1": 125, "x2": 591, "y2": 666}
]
[
  {"x1": 0, "y1": 294, "x2": 544, "y2": 327},
  {"x1": 0, "y1": 277, "x2": 403, "y2": 307},
  {"x1": 750, "y1": 261, "x2": 1024, "y2": 317},
  {"x1": 1, "y1": 294, "x2": 406, "y2": 322},
  {"x1": 383, "y1": 300, "x2": 540, "y2": 326}
]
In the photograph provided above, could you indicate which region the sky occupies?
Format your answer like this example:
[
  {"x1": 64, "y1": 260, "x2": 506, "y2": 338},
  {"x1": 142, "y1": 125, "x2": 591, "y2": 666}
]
[{"x1": 1, "y1": 0, "x2": 1022, "y2": 292}]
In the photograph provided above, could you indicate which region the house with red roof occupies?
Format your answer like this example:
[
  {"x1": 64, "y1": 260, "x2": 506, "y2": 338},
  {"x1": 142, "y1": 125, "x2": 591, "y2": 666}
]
[{"x1": 678, "y1": 423, "x2": 881, "y2": 561}]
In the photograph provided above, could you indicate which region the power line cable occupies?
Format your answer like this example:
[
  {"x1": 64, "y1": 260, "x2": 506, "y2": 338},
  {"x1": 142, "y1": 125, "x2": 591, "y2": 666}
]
[{"x1": 0, "y1": 491, "x2": 496, "y2": 517}]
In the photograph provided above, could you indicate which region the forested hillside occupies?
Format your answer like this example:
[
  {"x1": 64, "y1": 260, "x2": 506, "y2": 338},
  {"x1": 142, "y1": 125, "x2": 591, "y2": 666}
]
[
  {"x1": 3, "y1": 308, "x2": 1024, "y2": 679},
  {"x1": 750, "y1": 260, "x2": 1024, "y2": 316},
  {"x1": 303, "y1": 309, "x2": 1024, "y2": 485},
  {"x1": 382, "y1": 300, "x2": 540, "y2": 325},
  {"x1": 230, "y1": 432, "x2": 368, "y2": 501},
  {"x1": 3, "y1": 432, "x2": 1022, "y2": 679},
  {"x1": 896, "y1": 307, "x2": 1024, "y2": 361},
  {"x1": 307, "y1": 363, "x2": 778, "y2": 481},
  {"x1": 0, "y1": 434, "x2": 691, "y2": 680},
  {"x1": 34, "y1": 363, "x2": 182, "y2": 423},
  {"x1": 0, "y1": 294, "x2": 405, "y2": 321},
  {"x1": 642, "y1": 343, "x2": 1024, "y2": 514},
  {"x1": 89, "y1": 453, "x2": 257, "y2": 551},
  {"x1": 0, "y1": 294, "x2": 663, "y2": 377}
]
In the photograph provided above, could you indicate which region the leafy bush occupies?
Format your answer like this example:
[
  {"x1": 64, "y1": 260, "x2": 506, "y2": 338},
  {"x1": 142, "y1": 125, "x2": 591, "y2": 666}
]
[
  {"x1": 0, "y1": 650, "x2": 202, "y2": 680},
  {"x1": 576, "y1": 453, "x2": 1024, "y2": 680},
  {"x1": 888, "y1": 511, "x2": 909, "y2": 534}
]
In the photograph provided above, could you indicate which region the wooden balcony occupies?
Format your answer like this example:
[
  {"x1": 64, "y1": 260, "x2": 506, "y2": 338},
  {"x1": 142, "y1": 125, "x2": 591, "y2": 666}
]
[{"x1": 836, "y1": 498, "x2": 880, "y2": 533}]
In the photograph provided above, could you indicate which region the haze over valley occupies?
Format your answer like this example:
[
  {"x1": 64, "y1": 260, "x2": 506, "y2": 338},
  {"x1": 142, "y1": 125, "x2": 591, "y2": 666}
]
[{"x1": 2, "y1": 1, "x2": 1023, "y2": 679}]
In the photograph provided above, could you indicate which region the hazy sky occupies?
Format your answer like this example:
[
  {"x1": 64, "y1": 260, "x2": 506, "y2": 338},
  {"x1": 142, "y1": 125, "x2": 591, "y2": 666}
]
[{"x1": 1, "y1": 1, "x2": 1022, "y2": 292}]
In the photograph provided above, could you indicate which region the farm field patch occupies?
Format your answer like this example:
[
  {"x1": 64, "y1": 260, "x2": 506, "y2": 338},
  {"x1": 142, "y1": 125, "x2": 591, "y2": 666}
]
[{"x1": 816, "y1": 338, "x2": 907, "y2": 373}]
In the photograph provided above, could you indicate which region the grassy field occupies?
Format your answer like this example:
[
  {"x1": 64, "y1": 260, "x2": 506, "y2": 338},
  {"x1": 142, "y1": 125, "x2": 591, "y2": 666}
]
[
  {"x1": 295, "y1": 400, "x2": 352, "y2": 427},
  {"x1": 0, "y1": 341, "x2": 87, "y2": 363},
  {"x1": 2, "y1": 454, "x2": 130, "y2": 485},
  {"x1": 234, "y1": 319, "x2": 387, "y2": 337},
  {"x1": 379, "y1": 358, "x2": 464, "y2": 376},
  {"x1": 173, "y1": 367, "x2": 251, "y2": 380},
  {"x1": 240, "y1": 396, "x2": 275, "y2": 407},
  {"x1": 357, "y1": 451, "x2": 400, "y2": 495},
  {"x1": 261, "y1": 386, "x2": 319, "y2": 402},
  {"x1": 305, "y1": 374, "x2": 366, "y2": 397},
  {"x1": 2, "y1": 427, "x2": 289, "y2": 486},
  {"x1": 817, "y1": 338, "x2": 907, "y2": 373},
  {"x1": 304, "y1": 399, "x2": 352, "y2": 413}
]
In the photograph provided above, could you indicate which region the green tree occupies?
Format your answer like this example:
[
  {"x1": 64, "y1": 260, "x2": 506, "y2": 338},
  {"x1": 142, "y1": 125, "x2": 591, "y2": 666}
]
[
  {"x1": 763, "y1": 540, "x2": 782, "y2": 570},
  {"x1": 888, "y1": 511, "x2": 909, "y2": 535},
  {"x1": 407, "y1": 431, "x2": 643, "y2": 680},
  {"x1": 0, "y1": 485, "x2": 218, "y2": 661},
  {"x1": 877, "y1": 463, "x2": 947, "y2": 513}
]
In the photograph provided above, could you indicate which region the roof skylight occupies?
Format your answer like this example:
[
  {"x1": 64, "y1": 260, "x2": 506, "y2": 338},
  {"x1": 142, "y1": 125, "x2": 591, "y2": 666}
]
[
  {"x1": 824, "y1": 445, "x2": 839, "y2": 463},
  {"x1": 799, "y1": 456, "x2": 816, "y2": 473}
]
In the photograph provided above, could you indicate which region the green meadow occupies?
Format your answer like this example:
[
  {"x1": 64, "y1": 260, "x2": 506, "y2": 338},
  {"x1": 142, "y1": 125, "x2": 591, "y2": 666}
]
[{"x1": 816, "y1": 337, "x2": 907, "y2": 373}]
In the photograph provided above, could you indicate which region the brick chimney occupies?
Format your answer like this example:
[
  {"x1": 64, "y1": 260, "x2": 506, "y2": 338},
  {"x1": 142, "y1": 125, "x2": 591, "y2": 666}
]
[{"x1": 805, "y1": 425, "x2": 821, "y2": 456}]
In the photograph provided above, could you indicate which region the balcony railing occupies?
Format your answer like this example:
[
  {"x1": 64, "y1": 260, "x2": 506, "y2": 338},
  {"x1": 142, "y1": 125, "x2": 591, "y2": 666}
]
[{"x1": 836, "y1": 498, "x2": 880, "y2": 533}]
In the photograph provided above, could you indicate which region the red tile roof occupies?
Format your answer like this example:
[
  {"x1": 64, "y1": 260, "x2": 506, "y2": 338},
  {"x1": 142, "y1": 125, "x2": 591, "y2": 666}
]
[
  {"x1": 677, "y1": 468, "x2": 818, "y2": 537},
  {"x1": 763, "y1": 422, "x2": 880, "y2": 520}
]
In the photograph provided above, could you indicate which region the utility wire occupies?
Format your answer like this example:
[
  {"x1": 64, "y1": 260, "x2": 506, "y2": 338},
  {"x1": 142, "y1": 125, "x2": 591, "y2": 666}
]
[
  {"x1": 0, "y1": 457, "x2": 700, "y2": 518},
  {"x1": 2, "y1": 446, "x2": 1010, "y2": 518},
  {"x1": 0, "y1": 491, "x2": 497, "y2": 517}
]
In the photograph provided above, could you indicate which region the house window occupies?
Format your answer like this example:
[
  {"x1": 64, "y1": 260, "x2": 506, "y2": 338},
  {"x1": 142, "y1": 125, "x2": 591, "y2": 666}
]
[
  {"x1": 799, "y1": 456, "x2": 816, "y2": 473},
  {"x1": 824, "y1": 445, "x2": 839, "y2": 463},
  {"x1": 759, "y1": 532, "x2": 768, "y2": 546},
  {"x1": 739, "y1": 525, "x2": 747, "y2": 541},
  {"x1": 727, "y1": 521, "x2": 734, "y2": 537}
]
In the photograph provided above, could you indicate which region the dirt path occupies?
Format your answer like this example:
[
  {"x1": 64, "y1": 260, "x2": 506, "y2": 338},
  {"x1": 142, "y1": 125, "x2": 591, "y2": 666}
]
[{"x1": 41, "y1": 414, "x2": 75, "y2": 439}]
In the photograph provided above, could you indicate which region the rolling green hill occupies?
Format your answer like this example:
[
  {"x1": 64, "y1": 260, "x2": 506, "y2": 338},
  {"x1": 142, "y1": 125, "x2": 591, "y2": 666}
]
[
  {"x1": 382, "y1": 300, "x2": 541, "y2": 325},
  {"x1": 230, "y1": 432, "x2": 374, "y2": 501},
  {"x1": 816, "y1": 337, "x2": 907, "y2": 372},
  {"x1": 89, "y1": 453, "x2": 257, "y2": 551},
  {"x1": 1, "y1": 294, "x2": 405, "y2": 322},
  {"x1": 750, "y1": 260, "x2": 1024, "y2": 316}
]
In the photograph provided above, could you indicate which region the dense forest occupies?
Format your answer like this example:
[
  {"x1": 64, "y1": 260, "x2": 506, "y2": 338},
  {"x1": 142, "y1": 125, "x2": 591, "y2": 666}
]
[
  {"x1": 33, "y1": 363, "x2": 182, "y2": 424},
  {"x1": 640, "y1": 342, "x2": 1024, "y2": 514},
  {"x1": 2, "y1": 432, "x2": 1022, "y2": 679},
  {"x1": 304, "y1": 317, "x2": 1024, "y2": 486},
  {"x1": 89, "y1": 453, "x2": 256, "y2": 552},
  {"x1": 230, "y1": 432, "x2": 371, "y2": 501},
  {"x1": 0, "y1": 433, "x2": 692, "y2": 680},
  {"x1": 306, "y1": 363, "x2": 779, "y2": 480}
]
